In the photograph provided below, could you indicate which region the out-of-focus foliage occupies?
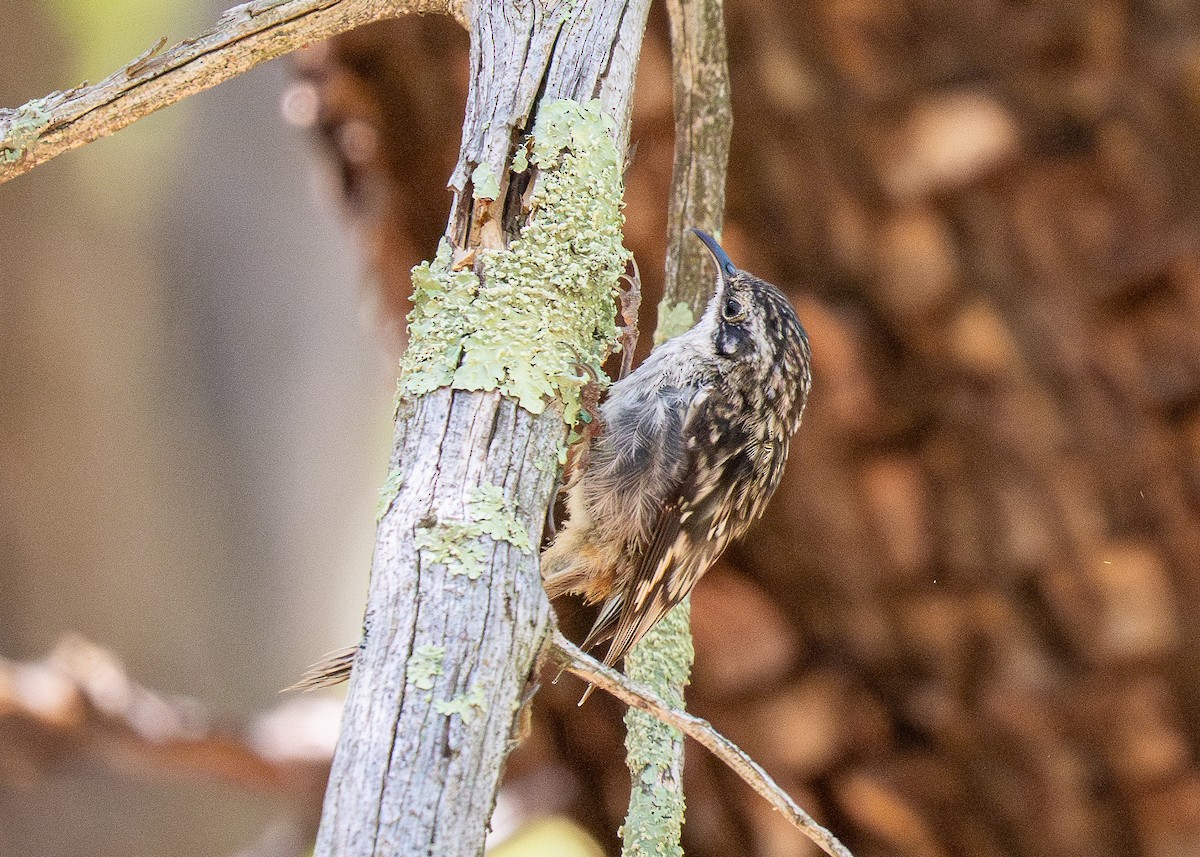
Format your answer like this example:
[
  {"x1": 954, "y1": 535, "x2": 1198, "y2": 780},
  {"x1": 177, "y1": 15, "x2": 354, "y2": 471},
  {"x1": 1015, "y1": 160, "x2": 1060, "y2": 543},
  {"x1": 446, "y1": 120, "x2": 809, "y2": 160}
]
[
  {"x1": 491, "y1": 819, "x2": 606, "y2": 857},
  {"x1": 45, "y1": 0, "x2": 197, "y2": 82}
]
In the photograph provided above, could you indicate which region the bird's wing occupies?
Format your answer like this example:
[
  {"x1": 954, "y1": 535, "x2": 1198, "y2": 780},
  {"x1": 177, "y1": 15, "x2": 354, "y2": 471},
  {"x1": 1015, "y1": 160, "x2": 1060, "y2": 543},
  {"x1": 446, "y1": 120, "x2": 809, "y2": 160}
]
[
  {"x1": 596, "y1": 497, "x2": 688, "y2": 667},
  {"x1": 577, "y1": 495, "x2": 681, "y2": 658},
  {"x1": 596, "y1": 393, "x2": 742, "y2": 668}
]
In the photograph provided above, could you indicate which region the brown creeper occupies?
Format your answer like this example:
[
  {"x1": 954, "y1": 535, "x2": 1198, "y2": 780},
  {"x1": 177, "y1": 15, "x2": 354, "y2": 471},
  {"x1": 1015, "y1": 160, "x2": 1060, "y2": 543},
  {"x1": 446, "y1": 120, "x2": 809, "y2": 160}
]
[
  {"x1": 542, "y1": 229, "x2": 812, "y2": 674},
  {"x1": 290, "y1": 231, "x2": 810, "y2": 695}
]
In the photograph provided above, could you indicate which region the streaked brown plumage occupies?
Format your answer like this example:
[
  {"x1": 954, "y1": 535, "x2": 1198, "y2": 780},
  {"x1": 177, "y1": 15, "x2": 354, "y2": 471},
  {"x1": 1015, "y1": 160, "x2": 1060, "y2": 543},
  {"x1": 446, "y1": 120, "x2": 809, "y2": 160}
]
[{"x1": 542, "y1": 229, "x2": 812, "y2": 679}]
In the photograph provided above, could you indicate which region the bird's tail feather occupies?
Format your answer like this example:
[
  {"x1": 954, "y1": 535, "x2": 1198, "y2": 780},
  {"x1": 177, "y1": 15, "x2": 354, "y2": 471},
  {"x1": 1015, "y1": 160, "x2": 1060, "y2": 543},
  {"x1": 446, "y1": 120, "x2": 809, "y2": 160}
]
[
  {"x1": 283, "y1": 645, "x2": 358, "y2": 692},
  {"x1": 573, "y1": 594, "x2": 626, "y2": 705}
]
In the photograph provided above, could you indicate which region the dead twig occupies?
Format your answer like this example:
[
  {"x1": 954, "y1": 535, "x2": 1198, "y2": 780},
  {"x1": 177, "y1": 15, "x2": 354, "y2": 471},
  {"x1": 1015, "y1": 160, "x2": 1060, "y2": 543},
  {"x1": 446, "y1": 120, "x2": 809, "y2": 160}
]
[
  {"x1": 547, "y1": 629, "x2": 857, "y2": 857},
  {"x1": 0, "y1": 0, "x2": 467, "y2": 185}
]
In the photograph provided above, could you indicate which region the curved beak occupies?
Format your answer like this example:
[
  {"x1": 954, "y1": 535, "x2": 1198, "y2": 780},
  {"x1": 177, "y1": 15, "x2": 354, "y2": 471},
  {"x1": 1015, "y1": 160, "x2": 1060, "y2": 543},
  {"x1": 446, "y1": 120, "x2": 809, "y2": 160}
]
[{"x1": 691, "y1": 228, "x2": 737, "y2": 277}]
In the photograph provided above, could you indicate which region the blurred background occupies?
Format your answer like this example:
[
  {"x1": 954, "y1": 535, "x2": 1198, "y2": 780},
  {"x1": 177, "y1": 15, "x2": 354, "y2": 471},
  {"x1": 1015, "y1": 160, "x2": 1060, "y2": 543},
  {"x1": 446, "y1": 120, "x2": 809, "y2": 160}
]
[
  {"x1": 5, "y1": 1, "x2": 1200, "y2": 856},
  {"x1": 1, "y1": 1, "x2": 390, "y2": 854}
]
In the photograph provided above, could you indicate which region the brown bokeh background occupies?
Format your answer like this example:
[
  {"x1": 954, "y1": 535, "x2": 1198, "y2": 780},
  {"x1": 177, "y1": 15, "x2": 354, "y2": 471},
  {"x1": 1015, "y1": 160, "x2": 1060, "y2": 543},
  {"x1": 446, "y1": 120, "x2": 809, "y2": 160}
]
[{"x1": 5, "y1": 1, "x2": 1200, "y2": 856}]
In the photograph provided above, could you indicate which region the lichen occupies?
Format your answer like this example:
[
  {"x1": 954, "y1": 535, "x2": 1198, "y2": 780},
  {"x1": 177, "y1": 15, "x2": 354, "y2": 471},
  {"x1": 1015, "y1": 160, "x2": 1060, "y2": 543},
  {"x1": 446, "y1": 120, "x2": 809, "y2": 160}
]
[
  {"x1": 511, "y1": 145, "x2": 529, "y2": 174},
  {"x1": 415, "y1": 521, "x2": 487, "y2": 579},
  {"x1": 406, "y1": 644, "x2": 446, "y2": 691},
  {"x1": 653, "y1": 300, "x2": 696, "y2": 347},
  {"x1": 434, "y1": 684, "x2": 487, "y2": 723},
  {"x1": 396, "y1": 98, "x2": 630, "y2": 425},
  {"x1": 414, "y1": 484, "x2": 532, "y2": 580},
  {"x1": 466, "y1": 484, "x2": 532, "y2": 552},
  {"x1": 375, "y1": 467, "x2": 404, "y2": 522},
  {"x1": 1, "y1": 98, "x2": 52, "y2": 164},
  {"x1": 619, "y1": 289, "x2": 699, "y2": 857},
  {"x1": 399, "y1": 240, "x2": 478, "y2": 397},
  {"x1": 471, "y1": 162, "x2": 500, "y2": 200},
  {"x1": 621, "y1": 600, "x2": 693, "y2": 857}
]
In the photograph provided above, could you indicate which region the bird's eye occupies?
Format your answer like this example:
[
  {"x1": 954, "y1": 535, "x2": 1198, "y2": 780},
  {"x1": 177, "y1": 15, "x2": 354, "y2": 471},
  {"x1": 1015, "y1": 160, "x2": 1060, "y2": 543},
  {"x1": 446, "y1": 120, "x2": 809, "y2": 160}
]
[{"x1": 722, "y1": 296, "x2": 747, "y2": 322}]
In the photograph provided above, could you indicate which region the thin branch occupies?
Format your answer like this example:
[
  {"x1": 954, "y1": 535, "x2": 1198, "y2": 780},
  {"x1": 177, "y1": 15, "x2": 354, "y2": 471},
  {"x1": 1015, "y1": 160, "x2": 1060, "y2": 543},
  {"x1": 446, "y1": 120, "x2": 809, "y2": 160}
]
[
  {"x1": 0, "y1": 636, "x2": 334, "y2": 807},
  {"x1": 618, "y1": 0, "x2": 733, "y2": 852},
  {"x1": 662, "y1": 0, "x2": 732, "y2": 315},
  {"x1": 620, "y1": 602, "x2": 691, "y2": 857},
  {"x1": 0, "y1": 0, "x2": 466, "y2": 185},
  {"x1": 548, "y1": 629, "x2": 858, "y2": 857}
]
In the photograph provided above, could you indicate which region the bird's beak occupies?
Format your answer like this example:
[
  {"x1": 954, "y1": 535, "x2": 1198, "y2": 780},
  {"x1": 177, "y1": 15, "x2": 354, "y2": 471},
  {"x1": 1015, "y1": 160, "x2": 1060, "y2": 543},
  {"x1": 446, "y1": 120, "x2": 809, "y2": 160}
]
[{"x1": 691, "y1": 228, "x2": 737, "y2": 279}]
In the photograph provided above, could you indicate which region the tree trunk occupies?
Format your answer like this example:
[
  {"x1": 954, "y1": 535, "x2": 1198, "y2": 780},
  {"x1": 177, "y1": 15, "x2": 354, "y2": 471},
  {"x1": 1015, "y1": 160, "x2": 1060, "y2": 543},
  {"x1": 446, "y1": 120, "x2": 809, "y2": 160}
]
[{"x1": 313, "y1": 2, "x2": 652, "y2": 855}]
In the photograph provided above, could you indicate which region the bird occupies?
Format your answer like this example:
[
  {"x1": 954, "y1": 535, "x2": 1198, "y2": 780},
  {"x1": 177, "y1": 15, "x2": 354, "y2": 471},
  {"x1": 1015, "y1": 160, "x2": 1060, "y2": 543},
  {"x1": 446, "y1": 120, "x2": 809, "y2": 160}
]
[
  {"x1": 288, "y1": 229, "x2": 811, "y2": 696},
  {"x1": 543, "y1": 228, "x2": 812, "y2": 696}
]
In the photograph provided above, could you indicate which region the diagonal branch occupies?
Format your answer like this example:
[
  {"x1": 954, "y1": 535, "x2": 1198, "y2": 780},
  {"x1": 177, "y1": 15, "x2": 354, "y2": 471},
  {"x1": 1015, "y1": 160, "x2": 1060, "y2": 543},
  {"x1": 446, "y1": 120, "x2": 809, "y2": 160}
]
[
  {"x1": 0, "y1": 0, "x2": 466, "y2": 185},
  {"x1": 549, "y1": 630, "x2": 857, "y2": 857}
]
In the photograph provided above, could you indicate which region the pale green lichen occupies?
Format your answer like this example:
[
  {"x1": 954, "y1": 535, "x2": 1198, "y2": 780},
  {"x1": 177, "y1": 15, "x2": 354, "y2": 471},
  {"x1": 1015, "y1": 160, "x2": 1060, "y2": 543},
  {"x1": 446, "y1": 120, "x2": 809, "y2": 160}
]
[
  {"x1": 415, "y1": 521, "x2": 488, "y2": 580},
  {"x1": 414, "y1": 484, "x2": 532, "y2": 580},
  {"x1": 375, "y1": 467, "x2": 404, "y2": 522},
  {"x1": 653, "y1": 300, "x2": 696, "y2": 347},
  {"x1": 406, "y1": 644, "x2": 446, "y2": 691},
  {"x1": 434, "y1": 684, "x2": 487, "y2": 723},
  {"x1": 620, "y1": 292, "x2": 698, "y2": 857},
  {"x1": 621, "y1": 600, "x2": 693, "y2": 857},
  {"x1": 397, "y1": 98, "x2": 630, "y2": 425},
  {"x1": 554, "y1": 0, "x2": 579, "y2": 23},
  {"x1": 511, "y1": 145, "x2": 529, "y2": 174},
  {"x1": 466, "y1": 484, "x2": 532, "y2": 552},
  {"x1": 471, "y1": 162, "x2": 500, "y2": 199},
  {"x1": 400, "y1": 241, "x2": 478, "y2": 397},
  {"x1": 2, "y1": 98, "x2": 52, "y2": 164}
]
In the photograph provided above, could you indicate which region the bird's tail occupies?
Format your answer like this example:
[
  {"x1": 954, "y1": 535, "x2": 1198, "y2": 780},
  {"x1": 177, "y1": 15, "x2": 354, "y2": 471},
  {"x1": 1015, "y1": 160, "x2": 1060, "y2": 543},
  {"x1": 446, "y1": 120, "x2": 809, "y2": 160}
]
[
  {"x1": 571, "y1": 594, "x2": 625, "y2": 705},
  {"x1": 283, "y1": 644, "x2": 358, "y2": 692}
]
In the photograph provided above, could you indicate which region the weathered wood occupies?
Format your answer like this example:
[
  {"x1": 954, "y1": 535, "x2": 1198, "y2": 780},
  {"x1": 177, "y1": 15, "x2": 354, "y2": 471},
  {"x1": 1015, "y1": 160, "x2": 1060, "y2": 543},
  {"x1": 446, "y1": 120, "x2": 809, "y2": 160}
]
[
  {"x1": 0, "y1": 0, "x2": 467, "y2": 185},
  {"x1": 662, "y1": 0, "x2": 732, "y2": 315},
  {"x1": 314, "y1": 2, "x2": 652, "y2": 855},
  {"x1": 316, "y1": 390, "x2": 560, "y2": 855}
]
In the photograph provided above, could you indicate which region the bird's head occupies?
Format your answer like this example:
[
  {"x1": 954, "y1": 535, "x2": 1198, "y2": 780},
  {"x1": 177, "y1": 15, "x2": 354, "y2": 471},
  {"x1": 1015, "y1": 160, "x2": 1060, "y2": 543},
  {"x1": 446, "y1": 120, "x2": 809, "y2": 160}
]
[{"x1": 691, "y1": 230, "x2": 811, "y2": 415}]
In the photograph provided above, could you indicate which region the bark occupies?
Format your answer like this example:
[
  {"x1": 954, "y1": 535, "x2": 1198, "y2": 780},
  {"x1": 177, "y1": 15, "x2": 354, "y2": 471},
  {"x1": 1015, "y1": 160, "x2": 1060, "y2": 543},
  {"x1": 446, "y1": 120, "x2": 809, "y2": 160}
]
[
  {"x1": 315, "y1": 390, "x2": 562, "y2": 856},
  {"x1": 0, "y1": 0, "x2": 468, "y2": 185},
  {"x1": 661, "y1": 0, "x2": 731, "y2": 314},
  {"x1": 313, "y1": 2, "x2": 652, "y2": 855}
]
